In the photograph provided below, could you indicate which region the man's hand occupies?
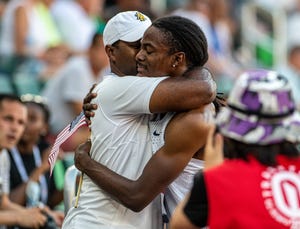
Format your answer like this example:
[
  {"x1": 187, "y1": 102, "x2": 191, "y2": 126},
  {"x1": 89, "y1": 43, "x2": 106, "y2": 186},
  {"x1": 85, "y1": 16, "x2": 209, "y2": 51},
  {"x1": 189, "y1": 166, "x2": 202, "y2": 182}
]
[
  {"x1": 204, "y1": 125, "x2": 224, "y2": 170},
  {"x1": 184, "y1": 67, "x2": 217, "y2": 104},
  {"x1": 74, "y1": 140, "x2": 92, "y2": 172},
  {"x1": 17, "y1": 208, "x2": 47, "y2": 229},
  {"x1": 82, "y1": 84, "x2": 98, "y2": 126}
]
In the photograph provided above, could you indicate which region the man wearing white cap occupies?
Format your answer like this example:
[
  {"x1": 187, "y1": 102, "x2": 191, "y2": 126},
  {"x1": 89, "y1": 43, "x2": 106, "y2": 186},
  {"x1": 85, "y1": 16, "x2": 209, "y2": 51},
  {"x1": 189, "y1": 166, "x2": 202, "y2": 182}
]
[{"x1": 62, "y1": 11, "x2": 215, "y2": 229}]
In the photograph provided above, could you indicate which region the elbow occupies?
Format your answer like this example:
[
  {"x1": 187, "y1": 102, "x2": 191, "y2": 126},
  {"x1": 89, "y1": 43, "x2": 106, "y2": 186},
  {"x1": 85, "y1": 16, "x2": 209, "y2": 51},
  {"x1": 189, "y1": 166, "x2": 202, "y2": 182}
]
[
  {"x1": 124, "y1": 200, "x2": 148, "y2": 213},
  {"x1": 203, "y1": 80, "x2": 217, "y2": 104},
  {"x1": 120, "y1": 194, "x2": 149, "y2": 212},
  {"x1": 1, "y1": 195, "x2": 12, "y2": 209},
  {"x1": 128, "y1": 204, "x2": 146, "y2": 213}
]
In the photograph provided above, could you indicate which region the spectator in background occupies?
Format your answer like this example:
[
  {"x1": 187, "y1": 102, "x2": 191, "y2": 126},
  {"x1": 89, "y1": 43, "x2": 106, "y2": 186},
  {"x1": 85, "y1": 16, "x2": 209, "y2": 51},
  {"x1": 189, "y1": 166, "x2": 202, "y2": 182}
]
[
  {"x1": 278, "y1": 5, "x2": 300, "y2": 110},
  {"x1": 0, "y1": 0, "x2": 68, "y2": 58},
  {"x1": 7, "y1": 95, "x2": 64, "y2": 228},
  {"x1": 41, "y1": 31, "x2": 109, "y2": 152},
  {"x1": 0, "y1": 0, "x2": 69, "y2": 92},
  {"x1": 277, "y1": 42, "x2": 300, "y2": 110},
  {"x1": 170, "y1": 69, "x2": 300, "y2": 229},
  {"x1": 51, "y1": 0, "x2": 105, "y2": 54},
  {"x1": 0, "y1": 0, "x2": 7, "y2": 18},
  {"x1": 0, "y1": 93, "x2": 47, "y2": 229}
]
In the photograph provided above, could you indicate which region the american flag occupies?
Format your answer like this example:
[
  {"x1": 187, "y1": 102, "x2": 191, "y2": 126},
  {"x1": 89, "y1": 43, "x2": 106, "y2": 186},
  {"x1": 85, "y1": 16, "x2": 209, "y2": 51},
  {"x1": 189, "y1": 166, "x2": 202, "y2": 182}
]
[{"x1": 48, "y1": 111, "x2": 87, "y2": 175}]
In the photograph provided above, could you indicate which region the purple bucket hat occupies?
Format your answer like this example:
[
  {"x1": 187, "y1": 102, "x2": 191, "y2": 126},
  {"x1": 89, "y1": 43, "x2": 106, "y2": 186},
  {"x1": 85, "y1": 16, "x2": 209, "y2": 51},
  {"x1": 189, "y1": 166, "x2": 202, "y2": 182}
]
[{"x1": 216, "y1": 69, "x2": 300, "y2": 145}]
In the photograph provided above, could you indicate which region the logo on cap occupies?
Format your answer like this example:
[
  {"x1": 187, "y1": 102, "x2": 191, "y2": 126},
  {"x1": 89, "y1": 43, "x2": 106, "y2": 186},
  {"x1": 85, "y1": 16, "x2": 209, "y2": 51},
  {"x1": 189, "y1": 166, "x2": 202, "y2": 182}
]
[{"x1": 135, "y1": 12, "x2": 146, "y2": 21}]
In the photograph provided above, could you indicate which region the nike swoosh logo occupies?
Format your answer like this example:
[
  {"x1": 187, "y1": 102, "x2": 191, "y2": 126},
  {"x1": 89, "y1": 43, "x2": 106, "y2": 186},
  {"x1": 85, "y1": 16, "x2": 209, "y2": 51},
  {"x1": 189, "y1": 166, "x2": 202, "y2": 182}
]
[{"x1": 153, "y1": 130, "x2": 160, "y2": 136}]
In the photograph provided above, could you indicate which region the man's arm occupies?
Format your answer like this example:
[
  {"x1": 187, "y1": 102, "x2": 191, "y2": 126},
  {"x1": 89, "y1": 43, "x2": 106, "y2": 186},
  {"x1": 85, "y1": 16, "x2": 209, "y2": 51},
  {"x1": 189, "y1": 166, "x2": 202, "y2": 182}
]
[
  {"x1": 2, "y1": 194, "x2": 46, "y2": 225},
  {"x1": 75, "y1": 107, "x2": 212, "y2": 211},
  {"x1": 1, "y1": 194, "x2": 23, "y2": 210},
  {"x1": 170, "y1": 125, "x2": 224, "y2": 229},
  {"x1": 82, "y1": 67, "x2": 216, "y2": 119},
  {"x1": 149, "y1": 67, "x2": 216, "y2": 113},
  {"x1": 0, "y1": 207, "x2": 47, "y2": 228}
]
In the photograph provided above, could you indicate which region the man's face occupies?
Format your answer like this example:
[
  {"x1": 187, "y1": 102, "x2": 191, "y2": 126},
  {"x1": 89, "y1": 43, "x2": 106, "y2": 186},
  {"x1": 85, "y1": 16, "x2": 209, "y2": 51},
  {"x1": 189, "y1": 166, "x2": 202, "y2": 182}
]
[
  {"x1": 136, "y1": 26, "x2": 175, "y2": 77},
  {"x1": 0, "y1": 100, "x2": 27, "y2": 150},
  {"x1": 112, "y1": 40, "x2": 141, "y2": 76}
]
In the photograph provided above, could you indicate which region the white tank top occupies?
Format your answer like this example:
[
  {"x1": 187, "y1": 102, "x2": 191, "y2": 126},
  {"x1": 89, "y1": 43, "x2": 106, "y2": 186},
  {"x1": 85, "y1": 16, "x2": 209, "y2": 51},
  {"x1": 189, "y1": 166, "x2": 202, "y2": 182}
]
[
  {"x1": 149, "y1": 112, "x2": 175, "y2": 153},
  {"x1": 149, "y1": 112, "x2": 204, "y2": 218}
]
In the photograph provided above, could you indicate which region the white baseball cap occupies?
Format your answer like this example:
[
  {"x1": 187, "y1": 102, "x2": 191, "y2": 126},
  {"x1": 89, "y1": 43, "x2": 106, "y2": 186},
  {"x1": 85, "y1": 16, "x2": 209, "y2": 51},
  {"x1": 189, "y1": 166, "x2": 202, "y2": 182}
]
[{"x1": 103, "y1": 11, "x2": 152, "y2": 46}]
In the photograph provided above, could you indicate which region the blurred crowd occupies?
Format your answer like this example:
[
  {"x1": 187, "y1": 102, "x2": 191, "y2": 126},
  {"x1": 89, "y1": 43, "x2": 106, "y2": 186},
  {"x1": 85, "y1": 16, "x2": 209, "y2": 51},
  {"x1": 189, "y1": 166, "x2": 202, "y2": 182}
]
[
  {"x1": 0, "y1": 0, "x2": 299, "y2": 228},
  {"x1": 0, "y1": 0, "x2": 300, "y2": 129},
  {"x1": 0, "y1": 0, "x2": 299, "y2": 105}
]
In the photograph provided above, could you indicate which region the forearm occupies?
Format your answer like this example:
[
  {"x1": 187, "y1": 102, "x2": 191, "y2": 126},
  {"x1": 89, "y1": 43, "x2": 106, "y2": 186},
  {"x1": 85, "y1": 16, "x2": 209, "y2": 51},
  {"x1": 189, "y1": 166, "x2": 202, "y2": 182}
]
[
  {"x1": 80, "y1": 150, "x2": 188, "y2": 212},
  {"x1": 0, "y1": 210, "x2": 18, "y2": 225},
  {"x1": 81, "y1": 159, "x2": 144, "y2": 211},
  {"x1": 0, "y1": 208, "x2": 47, "y2": 228},
  {"x1": 0, "y1": 210, "x2": 24, "y2": 226},
  {"x1": 75, "y1": 141, "x2": 186, "y2": 212},
  {"x1": 1, "y1": 195, "x2": 23, "y2": 211},
  {"x1": 150, "y1": 68, "x2": 216, "y2": 113}
]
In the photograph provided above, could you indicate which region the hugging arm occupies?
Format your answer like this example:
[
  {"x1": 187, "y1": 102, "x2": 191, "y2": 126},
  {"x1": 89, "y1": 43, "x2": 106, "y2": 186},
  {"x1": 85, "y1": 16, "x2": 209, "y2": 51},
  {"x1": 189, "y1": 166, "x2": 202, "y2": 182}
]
[
  {"x1": 170, "y1": 124, "x2": 225, "y2": 229},
  {"x1": 75, "y1": 108, "x2": 211, "y2": 211},
  {"x1": 149, "y1": 67, "x2": 216, "y2": 113},
  {"x1": 82, "y1": 67, "x2": 216, "y2": 119}
]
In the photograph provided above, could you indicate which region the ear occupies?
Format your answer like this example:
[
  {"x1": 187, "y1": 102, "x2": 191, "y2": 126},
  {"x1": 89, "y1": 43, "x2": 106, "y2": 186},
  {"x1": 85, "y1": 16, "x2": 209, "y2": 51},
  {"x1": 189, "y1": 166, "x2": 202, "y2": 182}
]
[
  {"x1": 105, "y1": 45, "x2": 116, "y2": 62},
  {"x1": 171, "y1": 52, "x2": 185, "y2": 68}
]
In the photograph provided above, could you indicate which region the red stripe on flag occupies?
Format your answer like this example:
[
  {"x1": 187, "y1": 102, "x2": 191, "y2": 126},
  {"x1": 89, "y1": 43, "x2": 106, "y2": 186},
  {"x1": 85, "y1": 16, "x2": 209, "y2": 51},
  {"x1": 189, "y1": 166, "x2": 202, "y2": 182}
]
[{"x1": 48, "y1": 112, "x2": 87, "y2": 175}]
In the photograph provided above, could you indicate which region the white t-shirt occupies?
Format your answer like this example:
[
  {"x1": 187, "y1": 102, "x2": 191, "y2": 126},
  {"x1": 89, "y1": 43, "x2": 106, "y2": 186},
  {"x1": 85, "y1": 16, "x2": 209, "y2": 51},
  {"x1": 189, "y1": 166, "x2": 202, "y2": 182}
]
[
  {"x1": 62, "y1": 75, "x2": 167, "y2": 229},
  {"x1": 42, "y1": 56, "x2": 107, "y2": 134}
]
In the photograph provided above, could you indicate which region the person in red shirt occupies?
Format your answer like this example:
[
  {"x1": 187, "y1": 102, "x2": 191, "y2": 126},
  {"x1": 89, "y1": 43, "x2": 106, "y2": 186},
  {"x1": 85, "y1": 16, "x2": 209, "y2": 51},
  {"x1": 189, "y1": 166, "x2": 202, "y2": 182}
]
[{"x1": 170, "y1": 69, "x2": 300, "y2": 229}]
